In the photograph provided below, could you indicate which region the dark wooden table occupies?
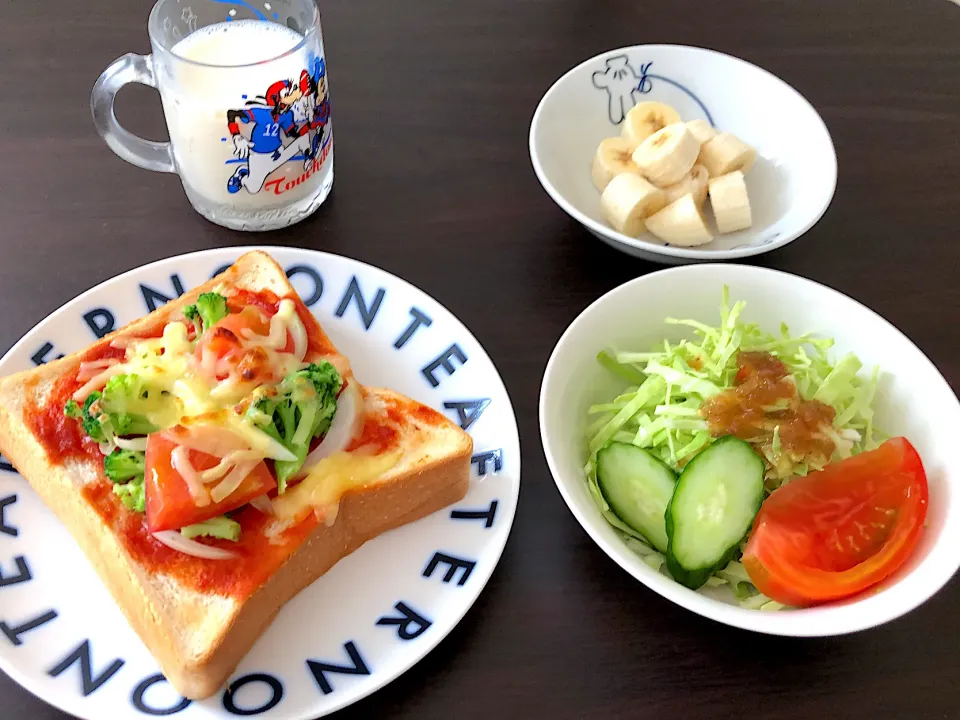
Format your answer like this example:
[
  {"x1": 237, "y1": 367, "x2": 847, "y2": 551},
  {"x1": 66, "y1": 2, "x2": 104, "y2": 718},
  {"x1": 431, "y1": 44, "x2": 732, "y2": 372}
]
[{"x1": 3, "y1": 0, "x2": 960, "y2": 717}]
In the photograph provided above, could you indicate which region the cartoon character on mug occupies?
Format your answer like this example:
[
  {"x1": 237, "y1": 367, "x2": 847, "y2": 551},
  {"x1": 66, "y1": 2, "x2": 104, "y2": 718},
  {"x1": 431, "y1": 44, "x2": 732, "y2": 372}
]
[
  {"x1": 298, "y1": 57, "x2": 331, "y2": 165},
  {"x1": 225, "y1": 58, "x2": 331, "y2": 195},
  {"x1": 225, "y1": 79, "x2": 311, "y2": 194}
]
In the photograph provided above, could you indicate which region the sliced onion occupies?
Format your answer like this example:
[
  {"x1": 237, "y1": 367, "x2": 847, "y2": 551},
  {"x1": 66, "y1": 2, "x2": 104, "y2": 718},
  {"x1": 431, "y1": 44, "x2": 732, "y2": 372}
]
[
  {"x1": 287, "y1": 308, "x2": 307, "y2": 361},
  {"x1": 269, "y1": 301, "x2": 295, "y2": 348},
  {"x1": 152, "y1": 530, "x2": 236, "y2": 560},
  {"x1": 200, "y1": 346, "x2": 218, "y2": 377},
  {"x1": 171, "y1": 446, "x2": 211, "y2": 507},
  {"x1": 73, "y1": 365, "x2": 124, "y2": 402},
  {"x1": 199, "y1": 458, "x2": 234, "y2": 484},
  {"x1": 115, "y1": 436, "x2": 148, "y2": 452},
  {"x1": 209, "y1": 374, "x2": 250, "y2": 403},
  {"x1": 162, "y1": 425, "x2": 249, "y2": 458},
  {"x1": 264, "y1": 517, "x2": 295, "y2": 544},
  {"x1": 239, "y1": 327, "x2": 261, "y2": 345},
  {"x1": 163, "y1": 420, "x2": 295, "y2": 466},
  {"x1": 199, "y1": 449, "x2": 264, "y2": 483},
  {"x1": 250, "y1": 427, "x2": 298, "y2": 463},
  {"x1": 98, "y1": 440, "x2": 116, "y2": 456},
  {"x1": 210, "y1": 376, "x2": 263, "y2": 407},
  {"x1": 109, "y1": 336, "x2": 139, "y2": 350},
  {"x1": 192, "y1": 420, "x2": 295, "y2": 462},
  {"x1": 241, "y1": 309, "x2": 287, "y2": 350},
  {"x1": 839, "y1": 427, "x2": 862, "y2": 442},
  {"x1": 210, "y1": 459, "x2": 259, "y2": 503},
  {"x1": 248, "y1": 494, "x2": 274, "y2": 515},
  {"x1": 77, "y1": 358, "x2": 120, "y2": 382},
  {"x1": 321, "y1": 501, "x2": 340, "y2": 527},
  {"x1": 265, "y1": 317, "x2": 286, "y2": 349},
  {"x1": 303, "y1": 382, "x2": 364, "y2": 470}
]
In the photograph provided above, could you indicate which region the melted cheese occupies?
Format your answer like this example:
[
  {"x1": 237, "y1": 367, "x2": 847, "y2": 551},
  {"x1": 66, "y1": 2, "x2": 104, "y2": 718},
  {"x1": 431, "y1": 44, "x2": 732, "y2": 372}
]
[
  {"x1": 103, "y1": 304, "x2": 312, "y2": 438},
  {"x1": 171, "y1": 376, "x2": 221, "y2": 418},
  {"x1": 271, "y1": 451, "x2": 402, "y2": 524},
  {"x1": 275, "y1": 299, "x2": 298, "y2": 330}
]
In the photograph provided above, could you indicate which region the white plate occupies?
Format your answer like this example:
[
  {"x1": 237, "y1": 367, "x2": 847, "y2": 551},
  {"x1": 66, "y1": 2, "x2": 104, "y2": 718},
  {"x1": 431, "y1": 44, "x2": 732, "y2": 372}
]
[
  {"x1": 539, "y1": 263, "x2": 960, "y2": 635},
  {"x1": 529, "y1": 45, "x2": 837, "y2": 264},
  {"x1": 0, "y1": 247, "x2": 520, "y2": 718}
]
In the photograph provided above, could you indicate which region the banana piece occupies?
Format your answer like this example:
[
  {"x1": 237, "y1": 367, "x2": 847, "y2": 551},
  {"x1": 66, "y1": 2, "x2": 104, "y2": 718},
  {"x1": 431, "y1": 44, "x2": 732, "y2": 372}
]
[
  {"x1": 645, "y1": 193, "x2": 714, "y2": 246},
  {"x1": 708, "y1": 170, "x2": 753, "y2": 233},
  {"x1": 662, "y1": 164, "x2": 709, "y2": 206},
  {"x1": 631, "y1": 123, "x2": 700, "y2": 187},
  {"x1": 698, "y1": 132, "x2": 757, "y2": 177},
  {"x1": 686, "y1": 119, "x2": 717, "y2": 145},
  {"x1": 620, "y1": 101, "x2": 682, "y2": 145},
  {"x1": 601, "y1": 173, "x2": 667, "y2": 237},
  {"x1": 591, "y1": 137, "x2": 640, "y2": 191}
]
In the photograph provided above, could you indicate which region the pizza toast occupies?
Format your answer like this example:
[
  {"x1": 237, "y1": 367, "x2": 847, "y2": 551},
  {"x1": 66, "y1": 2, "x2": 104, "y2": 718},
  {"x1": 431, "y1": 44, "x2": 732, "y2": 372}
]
[{"x1": 0, "y1": 250, "x2": 472, "y2": 699}]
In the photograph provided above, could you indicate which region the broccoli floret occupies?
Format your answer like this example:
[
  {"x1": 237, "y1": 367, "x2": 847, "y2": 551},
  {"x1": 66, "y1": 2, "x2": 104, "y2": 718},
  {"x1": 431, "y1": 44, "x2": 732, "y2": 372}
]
[
  {"x1": 64, "y1": 391, "x2": 109, "y2": 442},
  {"x1": 113, "y1": 476, "x2": 145, "y2": 513},
  {"x1": 64, "y1": 399, "x2": 82, "y2": 419},
  {"x1": 109, "y1": 413, "x2": 153, "y2": 437},
  {"x1": 80, "y1": 393, "x2": 108, "y2": 441},
  {"x1": 106, "y1": 448, "x2": 146, "y2": 513},
  {"x1": 101, "y1": 373, "x2": 150, "y2": 412},
  {"x1": 197, "y1": 292, "x2": 229, "y2": 328},
  {"x1": 65, "y1": 376, "x2": 161, "y2": 442},
  {"x1": 181, "y1": 516, "x2": 241, "y2": 542},
  {"x1": 183, "y1": 304, "x2": 201, "y2": 325},
  {"x1": 99, "y1": 374, "x2": 159, "y2": 436},
  {"x1": 183, "y1": 292, "x2": 229, "y2": 336},
  {"x1": 104, "y1": 449, "x2": 145, "y2": 484},
  {"x1": 246, "y1": 361, "x2": 342, "y2": 492}
]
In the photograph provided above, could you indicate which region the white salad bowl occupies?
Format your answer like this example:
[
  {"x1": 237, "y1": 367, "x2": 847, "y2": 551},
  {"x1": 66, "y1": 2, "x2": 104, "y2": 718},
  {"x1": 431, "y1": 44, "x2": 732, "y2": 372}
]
[
  {"x1": 539, "y1": 264, "x2": 960, "y2": 636},
  {"x1": 529, "y1": 45, "x2": 837, "y2": 264}
]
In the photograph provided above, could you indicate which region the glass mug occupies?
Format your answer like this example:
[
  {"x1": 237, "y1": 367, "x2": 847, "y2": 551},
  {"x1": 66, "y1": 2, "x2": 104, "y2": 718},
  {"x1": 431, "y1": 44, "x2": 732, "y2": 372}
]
[{"x1": 91, "y1": 0, "x2": 333, "y2": 231}]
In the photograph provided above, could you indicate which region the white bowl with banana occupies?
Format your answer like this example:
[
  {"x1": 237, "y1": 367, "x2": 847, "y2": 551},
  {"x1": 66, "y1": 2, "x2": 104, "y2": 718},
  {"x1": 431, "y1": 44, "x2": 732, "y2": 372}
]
[{"x1": 529, "y1": 45, "x2": 837, "y2": 264}]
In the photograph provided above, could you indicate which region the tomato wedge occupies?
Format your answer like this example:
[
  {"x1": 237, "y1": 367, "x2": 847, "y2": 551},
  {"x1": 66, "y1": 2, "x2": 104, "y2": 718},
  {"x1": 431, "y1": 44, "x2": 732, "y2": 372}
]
[
  {"x1": 216, "y1": 307, "x2": 270, "y2": 338},
  {"x1": 195, "y1": 308, "x2": 266, "y2": 363},
  {"x1": 219, "y1": 306, "x2": 296, "y2": 354},
  {"x1": 144, "y1": 433, "x2": 276, "y2": 532},
  {"x1": 742, "y1": 437, "x2": 928, "y2": 607},
  {"x1": 194, "y1": 308, "x2": 294, "y2": 380}
]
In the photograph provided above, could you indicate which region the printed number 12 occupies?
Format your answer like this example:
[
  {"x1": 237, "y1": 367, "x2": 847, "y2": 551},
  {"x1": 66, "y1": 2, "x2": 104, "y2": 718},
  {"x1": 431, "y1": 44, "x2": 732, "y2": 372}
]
[{"x1": 265, "y1": 123, "x2": 279, "y2": 137}]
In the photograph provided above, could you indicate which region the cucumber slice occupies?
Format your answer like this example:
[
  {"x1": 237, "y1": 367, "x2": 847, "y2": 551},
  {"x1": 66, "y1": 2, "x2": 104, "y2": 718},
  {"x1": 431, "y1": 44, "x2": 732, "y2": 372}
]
[
  {"x1": 665, "y1": 436, "x2": 764, "y2": 590},
  {"x1": 596, "y1": 442, "x2": 677, "y2": 553}
]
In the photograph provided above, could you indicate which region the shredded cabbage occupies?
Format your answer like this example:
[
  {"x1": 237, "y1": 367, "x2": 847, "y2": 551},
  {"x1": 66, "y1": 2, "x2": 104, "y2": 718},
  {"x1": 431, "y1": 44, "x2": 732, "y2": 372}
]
[{"x1": 584, "y1": 286, "x2": 883, "y2": 610}]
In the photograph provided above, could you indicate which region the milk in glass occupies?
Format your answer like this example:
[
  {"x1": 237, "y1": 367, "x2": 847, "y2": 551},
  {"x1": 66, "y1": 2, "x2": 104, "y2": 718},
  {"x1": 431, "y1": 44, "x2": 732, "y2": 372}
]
[{"x1": 158, "y1": 20, "x2": 333, "y2": 227}]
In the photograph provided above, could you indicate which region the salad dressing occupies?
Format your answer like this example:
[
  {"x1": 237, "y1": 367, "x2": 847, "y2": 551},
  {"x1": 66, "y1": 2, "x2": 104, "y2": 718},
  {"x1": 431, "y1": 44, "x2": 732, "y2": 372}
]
[{"x1": 700, "y1": 351, "x2": 836, "y2": 466}]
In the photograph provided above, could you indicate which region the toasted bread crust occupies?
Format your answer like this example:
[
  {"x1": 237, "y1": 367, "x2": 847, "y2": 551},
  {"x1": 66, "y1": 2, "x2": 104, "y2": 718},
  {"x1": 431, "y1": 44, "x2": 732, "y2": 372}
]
[
  {"x1": 0, "y1": 251, "x2": 472, "y2": 699},
  {"x1": 181, "y1": 429, "x2": 470, "y2": 698}
]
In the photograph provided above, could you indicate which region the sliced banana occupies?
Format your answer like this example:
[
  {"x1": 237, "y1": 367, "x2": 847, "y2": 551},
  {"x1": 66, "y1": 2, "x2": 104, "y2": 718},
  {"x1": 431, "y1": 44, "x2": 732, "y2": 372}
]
[
  {"x1": 631, "y1": 123, "x2": 700, "y2": 187},
  {"x1": 708, "y1": 170, "x2": 753, "y2": 233},
  {"x1": 620, "y1": 102, "x2": 682, "y2": 145},
  {"x1": 662, "y1": 164, "x2": 709, "y2": 207},
  {"x1": 591, "y1": 137, "x2": 640, "y2": 191},
  {"x1": 686, "y1": 119, "x2": 717, "y2": 145},
  {"x1": 645, "y1": 193, "x2": 713, "y2": 246},
  {"x1": 601, "y1": 173, "x2": 667, "y2": 237},
  {"x1": 698, "y1": 132, "x2": 757, "y2": 177}
]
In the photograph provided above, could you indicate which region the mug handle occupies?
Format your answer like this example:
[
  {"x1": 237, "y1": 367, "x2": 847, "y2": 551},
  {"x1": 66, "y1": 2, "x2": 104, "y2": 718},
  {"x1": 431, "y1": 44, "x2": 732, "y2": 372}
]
[{"x1": 90, "y1": 53, "x2": 176, "y2": 174}]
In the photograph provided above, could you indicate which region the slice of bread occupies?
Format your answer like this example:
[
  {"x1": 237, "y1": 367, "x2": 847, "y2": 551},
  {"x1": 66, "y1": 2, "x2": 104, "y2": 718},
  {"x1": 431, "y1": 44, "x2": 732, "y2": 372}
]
[{"x1": 0, "y1": 251, "x2": 472, "y2": 699}]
